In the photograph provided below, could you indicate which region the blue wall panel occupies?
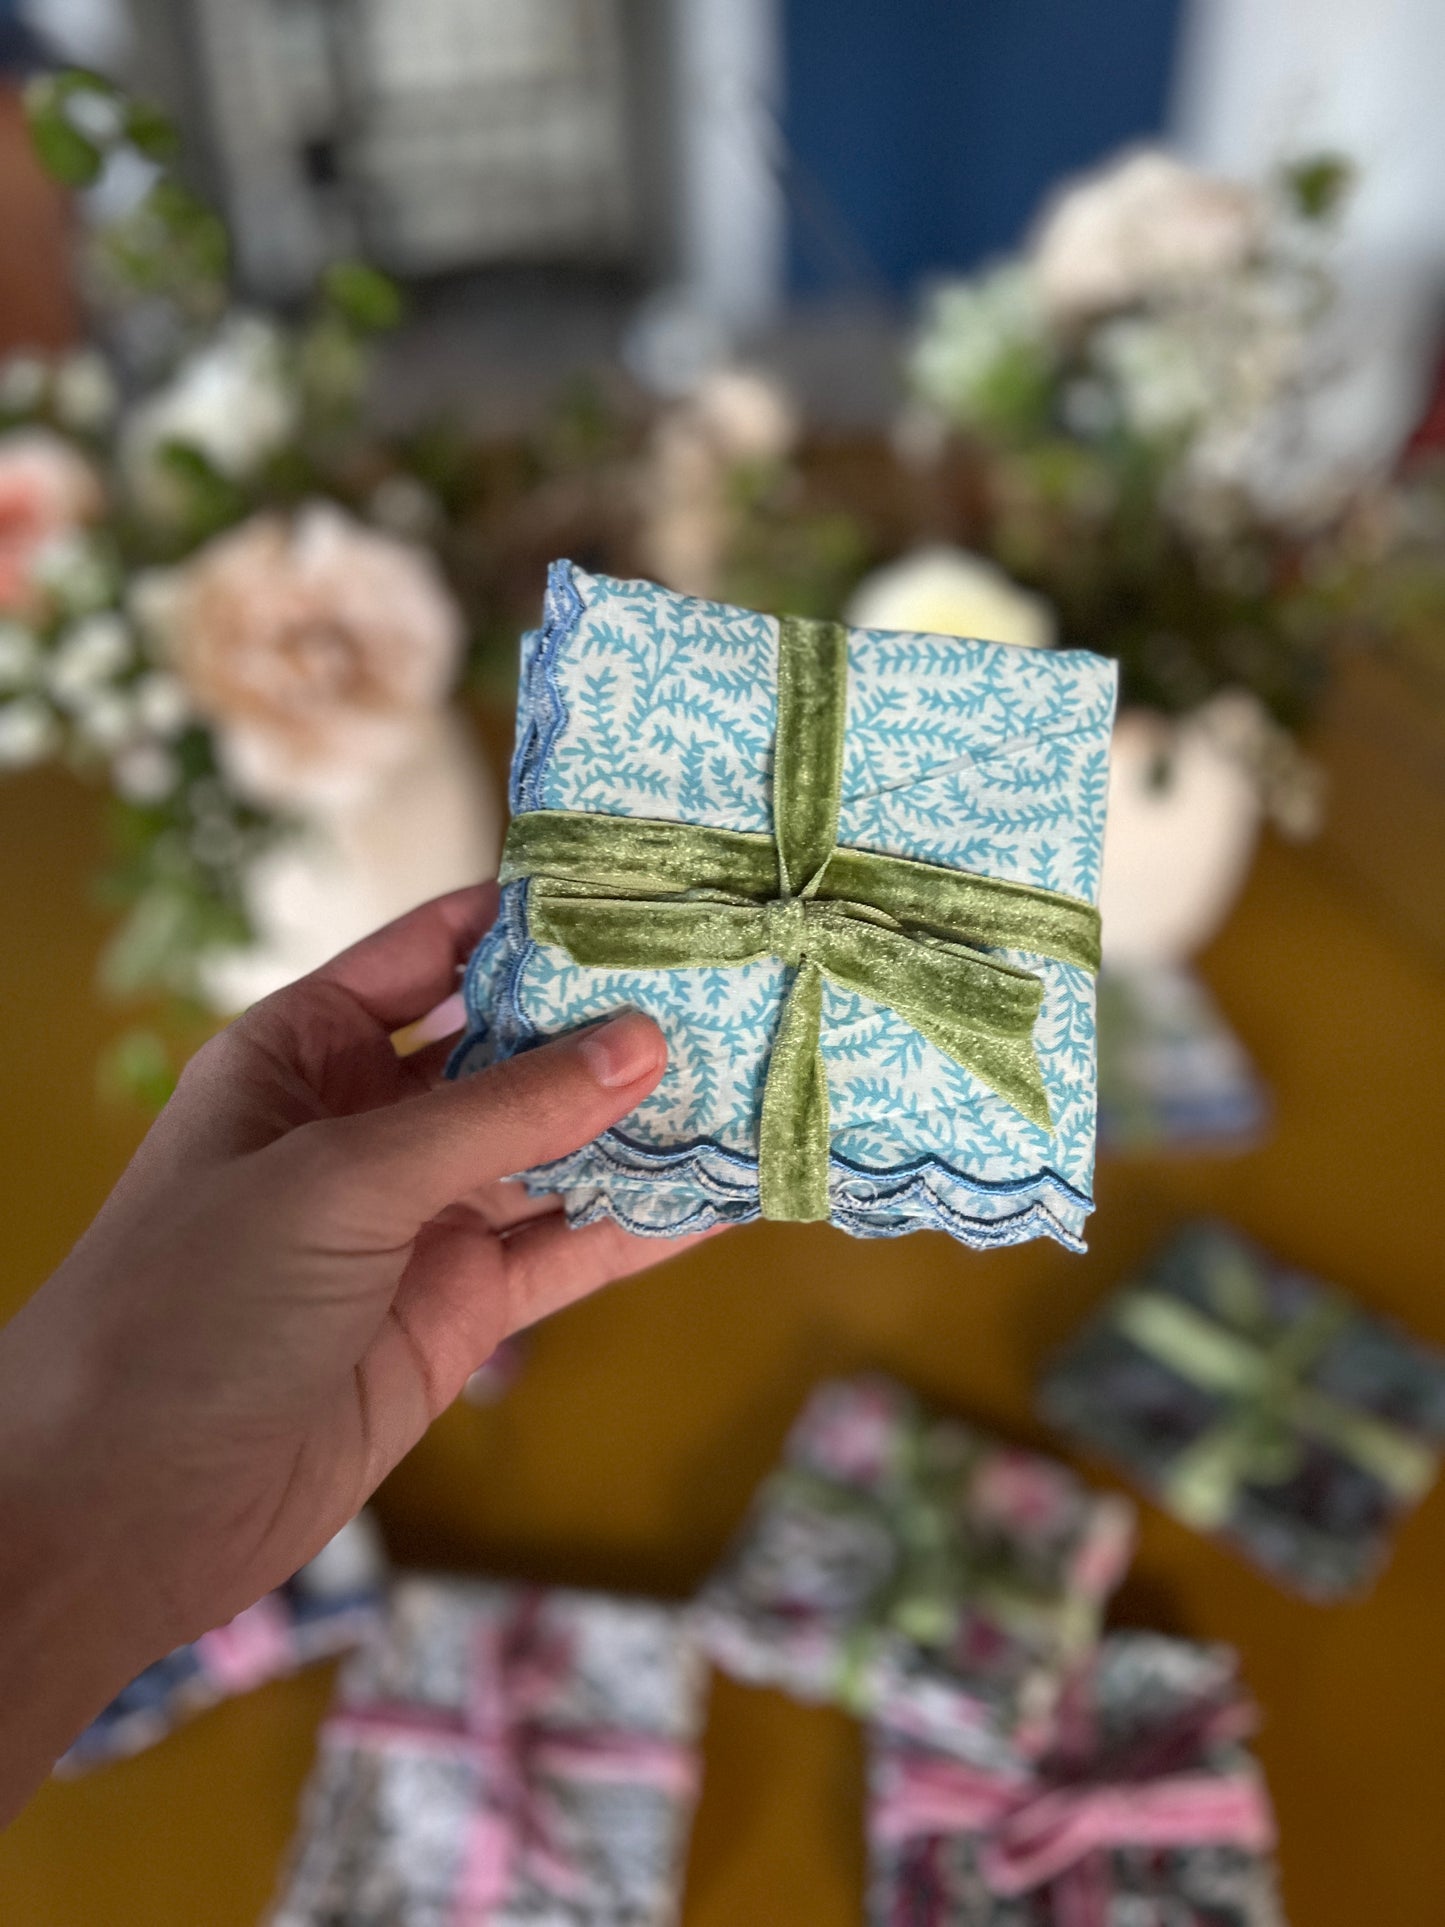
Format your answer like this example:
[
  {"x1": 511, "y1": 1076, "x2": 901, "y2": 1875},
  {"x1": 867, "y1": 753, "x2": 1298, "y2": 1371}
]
[{"x1": 782, "y1": 0, "x2": 1186, "y2": 297}]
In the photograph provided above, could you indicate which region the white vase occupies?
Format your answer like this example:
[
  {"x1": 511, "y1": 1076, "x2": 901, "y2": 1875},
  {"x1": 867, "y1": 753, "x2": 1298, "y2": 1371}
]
[
  {"x1": 1100, "y1": 699, "x2": 1263, "y2": 968},
  {"x1": 200, "y1": 706, "x2": 502, "y2": 1014}
]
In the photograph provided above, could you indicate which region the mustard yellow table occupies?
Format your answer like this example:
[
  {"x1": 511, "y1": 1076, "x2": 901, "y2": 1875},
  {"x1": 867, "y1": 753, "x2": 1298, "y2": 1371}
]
[{"x1": 3, "y1": 670, "x2": 1444, "y2": 1926}]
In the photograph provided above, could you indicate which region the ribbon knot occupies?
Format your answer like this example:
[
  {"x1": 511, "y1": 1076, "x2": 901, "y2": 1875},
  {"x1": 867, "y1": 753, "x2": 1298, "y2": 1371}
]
[
  {"x1": 1114, "y1": 1245, "x2": 1439, "y2": 1530},
  {"x1": 322, "y1": 1593, "x2": 698, "y2": 1923},
  {"x1": 502, "y1": 614, "x2": 1102, "y2": 1220},
  {"x1": 787, "y1": 1412, "x2": 1070, "y2": 1712},
  {"x1": 875, "y1": 1672, "x2": 1276, "y2": 1926},
  {"x1": 764, "y1": 893, "x2": 808, "y2": 967}
]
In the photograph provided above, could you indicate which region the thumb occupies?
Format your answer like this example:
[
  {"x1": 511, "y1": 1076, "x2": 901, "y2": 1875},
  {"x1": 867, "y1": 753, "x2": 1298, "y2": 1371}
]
[{"x1": 281, "y1": 1011, "x2": 667, "y2": 1239}]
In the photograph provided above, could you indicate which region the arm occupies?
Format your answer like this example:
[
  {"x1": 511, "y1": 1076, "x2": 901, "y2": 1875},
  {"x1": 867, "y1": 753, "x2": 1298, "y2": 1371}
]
[{"x1": 0, "y1": 883, "x2": 691, "y2": 1821}]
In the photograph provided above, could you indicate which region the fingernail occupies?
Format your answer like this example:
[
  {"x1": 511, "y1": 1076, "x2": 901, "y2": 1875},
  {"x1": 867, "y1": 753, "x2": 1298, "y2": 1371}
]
[{"x1": 574, "y1": 1011, "x2": 663, "y2": 1088}]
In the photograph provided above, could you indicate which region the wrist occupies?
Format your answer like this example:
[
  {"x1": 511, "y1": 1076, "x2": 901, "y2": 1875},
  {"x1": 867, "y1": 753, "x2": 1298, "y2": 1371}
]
[{"x1": 0, "y1": 1285, "x2": 168, "y2": 1819}]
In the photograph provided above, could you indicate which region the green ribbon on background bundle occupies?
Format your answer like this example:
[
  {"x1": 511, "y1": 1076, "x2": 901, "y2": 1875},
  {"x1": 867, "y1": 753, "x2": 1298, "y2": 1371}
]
[
  {"x1": 774, "y1": 1413, "x2": 1072, "y2": 1714},
  {"x1": 501, "y1": 616, "x2": 1101, "y2": 1221},
  {"x1": 1118, "y1": 1261, "x2": 1438, "y2": 1530}
]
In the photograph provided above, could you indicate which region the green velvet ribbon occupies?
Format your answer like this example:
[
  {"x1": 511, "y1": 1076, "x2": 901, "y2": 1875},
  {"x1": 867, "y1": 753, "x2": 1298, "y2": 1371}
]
[
  {"x1": 1118, "y1": 1279, "x2": 1439, "y2": 1532},
  {"x1": 501, "y1": 615, "x2": 1101, "y2": 1220},
  {"x1": 780, "y1": 1418, "x2": 1067, "y2": 1714}
]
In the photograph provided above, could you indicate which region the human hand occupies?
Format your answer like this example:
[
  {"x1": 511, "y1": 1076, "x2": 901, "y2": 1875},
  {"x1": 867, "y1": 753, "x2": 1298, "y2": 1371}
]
[{"x1": 0, "y1": 884, "x2": 698, "y2": 1816}]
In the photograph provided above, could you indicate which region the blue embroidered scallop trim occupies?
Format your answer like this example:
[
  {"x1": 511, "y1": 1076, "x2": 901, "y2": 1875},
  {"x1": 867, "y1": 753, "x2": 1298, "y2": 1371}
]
[{"x1": 451, "y1": 558, "x2": 1095, "y2": 1251}]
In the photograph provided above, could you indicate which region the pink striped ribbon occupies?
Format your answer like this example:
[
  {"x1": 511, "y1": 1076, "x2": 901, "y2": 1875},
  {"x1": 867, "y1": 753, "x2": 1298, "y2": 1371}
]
[
  {"x1": 196, "y1": 1593, "x2": 296, "y2": 1692},
  {"x1": 321, "y1": 1592, "x2": 697, "y2": 1924},
  {"x1": 875, "y1": 1688, "x2": 1275, "y2": 1927}
]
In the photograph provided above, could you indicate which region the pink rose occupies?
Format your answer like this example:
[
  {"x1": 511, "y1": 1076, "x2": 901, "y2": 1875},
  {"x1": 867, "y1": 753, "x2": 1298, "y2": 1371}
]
[
  {"x1": 0, "y1": 430, "x2": 103, "y2": 616},
  {"x1": 143, "y1": 502, "x2": 464, "y2": 809}
]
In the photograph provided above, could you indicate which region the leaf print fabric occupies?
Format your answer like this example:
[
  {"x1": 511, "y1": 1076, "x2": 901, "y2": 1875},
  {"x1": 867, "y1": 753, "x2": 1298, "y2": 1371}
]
[{"x1": 452, "y1": 562, "x2": 1117, "y2": 1249}]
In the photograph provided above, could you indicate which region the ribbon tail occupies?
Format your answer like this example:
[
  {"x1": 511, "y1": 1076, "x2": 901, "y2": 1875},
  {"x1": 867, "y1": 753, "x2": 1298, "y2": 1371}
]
[
  {"x1": 759, "y1": 960, "x2": 831, "y2": 1221},
  {"x1": 1160, "y1": 1421, "x2": 1259, "y2": 1531},
  {"x1": 811, "y1": 918, "x2": 1055, "y2": 1132}
]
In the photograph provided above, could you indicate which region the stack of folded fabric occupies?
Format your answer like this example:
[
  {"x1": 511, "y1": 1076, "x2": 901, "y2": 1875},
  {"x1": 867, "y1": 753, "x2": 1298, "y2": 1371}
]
[
  {"x1": 1038, "y1": 1222, "x2": 1445, "y2": 1599},
  {"x1": 58, "y1": 1514, "x2": 386, "y2": 1775},
  {"x1": 694, "y1": 1375, "x2": 1136, "y2": 1768},
  {"x1": 270, "y1": 1577, "x2": 707, "y2": 1927},
  {"x1": 452, "y1": 562, "x2": 1117, "y2": 1251},
  {"x1": 867, "y1": 1634, "x2": 1284, "y2": 1925},
  {"x1": 262, "y1": 1377, "x2": 1292, "y2": 1923}
]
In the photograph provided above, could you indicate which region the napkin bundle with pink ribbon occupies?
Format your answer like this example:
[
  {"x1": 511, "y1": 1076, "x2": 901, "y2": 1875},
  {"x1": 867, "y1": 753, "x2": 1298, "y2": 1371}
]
[
  {"x1": 693, "y1": 1376, "x2": 1135, "y2": 1768},
  {"x1": 58, "y1": 1515, "x2": 385, "y2": 1775},
  {"x1": 269, "y1": 1577, "x2": 706, "y2": 1927},
  {"x1": 868, "y1": 1635, "x2": 1284, "y2": 1926}
]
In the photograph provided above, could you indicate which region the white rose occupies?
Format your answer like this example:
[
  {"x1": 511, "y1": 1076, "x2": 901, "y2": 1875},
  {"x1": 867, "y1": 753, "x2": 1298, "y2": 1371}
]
[
  {"x1": 846, "y1": 545, "x2": 1056, "y2": 651},
  {"x1": 1033, "y1": 148, "x2": 1264, "y2": 324},
  {"x1": 122, "y1": 315, "x2": 298, "y2": 518}
]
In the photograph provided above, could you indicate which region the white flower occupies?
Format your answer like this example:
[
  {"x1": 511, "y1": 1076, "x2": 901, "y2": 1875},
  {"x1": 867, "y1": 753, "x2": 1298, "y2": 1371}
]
[
  {"x1": 0, "y1": 622, "x2": 40, "y2": 689},
  {"x1": 0, "y1": 696, "x2": 60, "y2": 768},
  {"x1": 689, "y1": 367, "x2": 798, "y2": 464},
  {"x1": 909, "y1": 265, "x2": 1052, "y2": 429},
  {"x1": 113, "y1": 741, "x2": 181, "y2": 804},
  {"x1": 1033, "y1": 148, "x2": 1265, "y2": 324},
  {"x1": 29, "y1": 529, "x2": 117, "y2": 615},
  {"x1": 637, "y1": 367, "x2": 800, "y2": 598},
  {"x1": 1092, "y1": 316, "x2": 1214, "y2": 440},
  {"x1": 131, "y1": 670, "x2": 191, "y2": 737},
  {"x1": 146, "y1": 502, "x2": 464, "y2": 811},
  {"x1": 47, "y1": 612, "x2": 134, "y2": 707},
  {"x1": 52, "y1": 351, "x2": 119, "y2": 433},
  {"x1": 122, "y1": 315, "x2": 298, "y2": 518},
  {"x1": 0, "y1": 357, "x2": 47, "y2": 412},
  {"x1": 74, "y1": 689, "x2": 137, "y2": 751},
  {"x1": 367, "y1": 474, "x2": 440, "y2": 539},
  {"x1": 846, "y1": 545, "x2": 1055, "y2": 651}
]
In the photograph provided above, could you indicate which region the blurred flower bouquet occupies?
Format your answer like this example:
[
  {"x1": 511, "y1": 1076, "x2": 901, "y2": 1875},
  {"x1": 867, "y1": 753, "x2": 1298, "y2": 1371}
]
[
  {"x1": 908, "y1": 147, "x2": 1356, "y2": 714},
  {"x1": 0, "y1": 72, "x2": 498, "y2": 1093},
  {"x1": 894, "y1": 148, "x2": 1364, "y2": 963}
]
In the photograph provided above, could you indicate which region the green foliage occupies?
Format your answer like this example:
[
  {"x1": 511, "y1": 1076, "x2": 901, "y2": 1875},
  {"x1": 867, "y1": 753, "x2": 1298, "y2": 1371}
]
[
  {"x1": 96, "y1": 1027, "x2": 180, "y2": 1112},
  {"x1": 1285, "y1": 153, "x2": 1354, "y2": 224},
  {"x1": 322, "y1": 261, "x2": 404, "y2": 332},
  {"x1": 122, "y1": 99, "x2": 180, "y2": 164},
  {"x1": 153, "y1": 440, "x2": 251, "y2": 537},
  {"x1": 23, "y1": 69, "x2": 117, "y2": 185}
]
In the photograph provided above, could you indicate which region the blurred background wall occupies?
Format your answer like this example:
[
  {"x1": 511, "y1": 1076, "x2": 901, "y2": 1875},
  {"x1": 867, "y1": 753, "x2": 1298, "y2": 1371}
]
[{"x1": 18, "y1": 0, "x2": 1439, "y2": 441}]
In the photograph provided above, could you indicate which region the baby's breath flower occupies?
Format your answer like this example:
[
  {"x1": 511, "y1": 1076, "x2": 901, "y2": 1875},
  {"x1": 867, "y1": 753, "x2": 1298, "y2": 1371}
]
[{"x1": 0, "y1": 696, "x2": 60, "y2": 767}]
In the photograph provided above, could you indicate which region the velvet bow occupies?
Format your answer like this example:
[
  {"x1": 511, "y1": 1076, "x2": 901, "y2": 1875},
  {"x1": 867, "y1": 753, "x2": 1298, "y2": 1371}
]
[
  {"x1": 1116, "y1": 1264, "x2": 1438, "y2": 1531},
  {"x1": 502, "y1": 615, "x2": 1101, "y2": 1220},
  {"x1": 780, "y1": 1411, "x2": 1082, "y2": 1712},
  {"x1": 874, "y1": 1676, "x2": 1275, "y2": 1926}
]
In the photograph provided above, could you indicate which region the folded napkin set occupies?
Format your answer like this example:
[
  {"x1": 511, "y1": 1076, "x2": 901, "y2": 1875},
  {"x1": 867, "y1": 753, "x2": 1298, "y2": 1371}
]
[
  {"x1": 268, "y1": 1379, "x2": 1286, "y2": 1926},
  {"x1": 450, "y1": 561, "x2": 1116, "y2": 1251}
]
